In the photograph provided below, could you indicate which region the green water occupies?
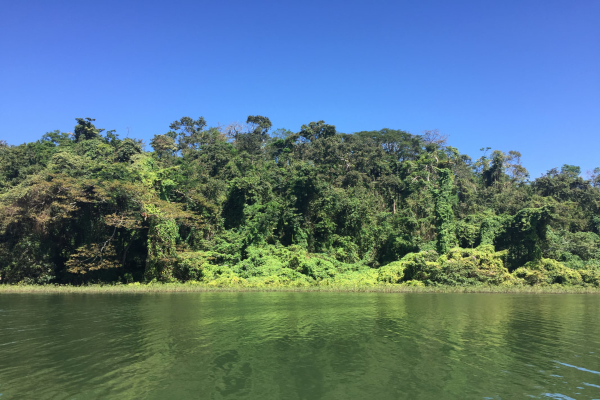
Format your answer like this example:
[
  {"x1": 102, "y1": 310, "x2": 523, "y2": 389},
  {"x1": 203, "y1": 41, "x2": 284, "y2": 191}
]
[{"x1": 1, "y1": 293, "x2": 600, "y2": 399}]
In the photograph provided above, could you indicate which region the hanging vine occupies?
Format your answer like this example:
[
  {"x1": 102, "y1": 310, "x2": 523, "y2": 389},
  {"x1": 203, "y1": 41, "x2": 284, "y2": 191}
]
[{"x1": 433, "y1": 168, "x2": 457, "y2": 254}]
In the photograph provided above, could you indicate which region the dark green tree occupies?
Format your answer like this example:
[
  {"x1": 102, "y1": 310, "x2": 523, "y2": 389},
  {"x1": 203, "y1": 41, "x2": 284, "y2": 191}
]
[{"x1": 74, "y1": 118, "x2": 103, "y2": 142}]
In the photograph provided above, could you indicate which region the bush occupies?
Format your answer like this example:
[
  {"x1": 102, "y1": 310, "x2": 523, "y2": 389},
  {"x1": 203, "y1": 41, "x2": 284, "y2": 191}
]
[
  {"x1": 579, "y1": 268, "x2": 600, "y2": 287},
  {"x1": 512, "y1": 267, "x2": 548, "y2": 286},
  {"x1": 513, "y1": 258, "x2": 583, "y2": 286},
  {"x1": 401, "y1": 250, "x2": 440, "y2": 282},
  {"x1": 320, "y1": 269, "x2": 379, "y2": 286},
  {"x1": 399, "y1": 246, "x2": 513, "y2": 286},
  {"x1": 433, "y1": 246, "x2": 511, "y2": 286},
  {"x1": 234, "y1": 245, "x2": 348, "y2": 282},
  {"x1": 174, "y1": 251, "x2": 217, "y2": 281},
  {"x1": 377, "y1": 261, "x2": 405, "y2": 283}
]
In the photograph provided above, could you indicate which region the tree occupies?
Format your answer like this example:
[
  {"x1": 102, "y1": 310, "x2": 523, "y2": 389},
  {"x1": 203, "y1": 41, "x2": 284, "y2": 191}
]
[
  {"x1": 74, "y1": 118, "x2": 102, "y2": 142},
  {"x1": 168, "y1": 116, "x2": 208, "y2": 155},
  {"x1": 236, "y1": 115, "x2": 272, "y2": 154},
  {"x1": 150, "y1": 134, "x2": 177, "y2": 159},
  {"x1": 2, "y1": 114, "x2": 600, "y2": 287},
  {"x1": 561, "y1": 164, "x2": 581, "y2": 178},
  {"x1": 299, "y1": 121, "x2": 336, "y2": 142},
  {"x1": 589, "y1": 167, "x2": 600, "y2": 188}
]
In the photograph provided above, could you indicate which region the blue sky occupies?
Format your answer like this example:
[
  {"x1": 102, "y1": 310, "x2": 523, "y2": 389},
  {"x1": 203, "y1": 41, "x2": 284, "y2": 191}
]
[{"x1": 1, "y1": 0, "x2": 598, "y2": 178}]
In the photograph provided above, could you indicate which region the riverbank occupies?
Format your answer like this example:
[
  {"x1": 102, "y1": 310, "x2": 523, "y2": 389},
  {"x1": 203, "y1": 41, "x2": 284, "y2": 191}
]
[{"x1": 2, "y1": 283, "x2": 600, "y2": 294}]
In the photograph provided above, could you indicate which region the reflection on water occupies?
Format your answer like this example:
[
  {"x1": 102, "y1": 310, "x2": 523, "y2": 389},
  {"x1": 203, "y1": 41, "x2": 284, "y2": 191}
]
[{"x1": 1, "y1": 293, "x2": 600, "y2": 399}]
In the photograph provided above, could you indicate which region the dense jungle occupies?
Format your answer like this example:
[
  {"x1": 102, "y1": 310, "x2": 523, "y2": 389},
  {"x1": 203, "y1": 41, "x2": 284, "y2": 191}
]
[{"x1": 1, "y1": 116, "x2": 599, "y2": 288}]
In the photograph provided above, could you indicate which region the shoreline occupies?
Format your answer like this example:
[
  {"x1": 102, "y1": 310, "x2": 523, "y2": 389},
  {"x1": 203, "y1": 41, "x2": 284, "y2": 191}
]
[{"x1": 2, "y1": 283, "x2": 600, "y2": 294}]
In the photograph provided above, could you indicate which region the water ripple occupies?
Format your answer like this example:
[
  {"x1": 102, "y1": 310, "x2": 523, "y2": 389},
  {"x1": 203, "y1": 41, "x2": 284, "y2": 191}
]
[{"x1": 0, "y1": 293, "x2": 599, "y2": 399}]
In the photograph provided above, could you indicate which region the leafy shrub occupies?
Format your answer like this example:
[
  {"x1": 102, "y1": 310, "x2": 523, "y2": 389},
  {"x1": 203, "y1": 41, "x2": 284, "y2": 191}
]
[
  {"x1": 513, "y1": 258, "x2": 583, "y2": 286},
  {"x1": 330, "y1": 235, "x2": 361, "y2": 263},
  {"x1": 320, "y1": 269, "x2": 379, "y2": 286},
  {"x1": 401, "y1": 250, "x2": 440, "y2": 282},
  {"x1": 377, "y1": 261, "x2": 405, "y2": 283},
  {"x1": 399, "y1": 246, "x2": 513, "y2": 286},
  {"x1": 174, "y1": 251, "x2": 216, "y2": 281},
  {"x1": 578, "y1": 268, "x2": 600, "y2": 287},
  {"x1": 433, "y1": 246, "x2": 511, "y2": 286}
]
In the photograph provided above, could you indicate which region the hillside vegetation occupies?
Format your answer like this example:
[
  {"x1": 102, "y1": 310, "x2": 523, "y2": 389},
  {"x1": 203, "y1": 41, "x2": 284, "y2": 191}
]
[{"x1": 1, "y1": 116, "x2": 599, "y2": 287}]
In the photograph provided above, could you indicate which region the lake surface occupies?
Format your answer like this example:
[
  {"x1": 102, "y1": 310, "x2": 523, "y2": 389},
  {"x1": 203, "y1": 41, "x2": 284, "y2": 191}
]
[{"x1": 1, "y1": 293, "x2": 600, "y2": 399}]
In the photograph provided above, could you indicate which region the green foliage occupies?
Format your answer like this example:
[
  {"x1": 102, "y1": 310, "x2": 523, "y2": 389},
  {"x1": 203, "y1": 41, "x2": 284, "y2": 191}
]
[
  {"x1": 545, "y1": 229, "x2": 600, "y2": 267},
  {"x1": 299, "y1": 121, "x2": 336, "y2": 142},
  {"x1": 145, "y1": 206, "x2": 179, "y2": 282},
  {"x1": 401, "y1": 250, "x2": 440, "y2": 282},
  {"x1": 74, "y1": 118, "x2": 102, "y2": 142},
  {"x1": 433, "y1": 246, "x2": 513, "y2": 286},
  {"x1": 0, "y1": 238, "x2": 56, "y2": 284},
  {"x1": 513, "y1": 258, "x2": 583, "y2": 286},
  {"x1": 377, "y1": 261, "x2": 405, "y2": 283},
  {"x1": 399, "y1": 247, "x2": 513, "y2": 286},
  {"x1": 501, "y1": 207, "x2": 552, "y2": 269},
  {"x1": 2, "y1": 115, "x2": 600, "y2": 287},
  {"x1": 479, "y1": 215, "x2": 507, "y2": 246},
  {"x1": 174, "y1": 251, "x2": 219, "y2": 281},
  {"x1": 433, "y1": 168, "x2": 457, "y2": 254},
  {"x1": 116, "y1": 138, "x2": 143, "y2": 162},
  {"x1": 578, "y1": 268, "x2": 600, "y2": 287}
]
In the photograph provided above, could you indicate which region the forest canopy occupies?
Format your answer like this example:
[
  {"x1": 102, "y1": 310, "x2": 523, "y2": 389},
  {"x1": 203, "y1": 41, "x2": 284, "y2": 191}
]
[{"x1": 1, "y1": 116, "x2": 599, "y2": 287}]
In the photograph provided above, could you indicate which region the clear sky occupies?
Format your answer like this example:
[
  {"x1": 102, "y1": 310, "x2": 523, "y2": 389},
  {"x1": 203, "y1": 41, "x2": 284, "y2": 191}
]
[{"x1": 1, "y1": 0, "x2": 598, "y2": 178}]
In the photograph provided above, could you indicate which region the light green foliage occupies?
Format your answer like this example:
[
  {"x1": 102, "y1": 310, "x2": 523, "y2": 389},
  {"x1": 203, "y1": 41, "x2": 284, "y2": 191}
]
[
  {"x1": 513, "y1": 258, "x2": 583, "y2": 286},
  {"x1": 479, "y1": 215, "x2": 506, "y2": 246},
  {"x1": 399, "y1": 246, "x2": 513, "y2": 286},
  {"x1": 433, "y1": 246, "x2": 512, "y2": 286},
  {"x1": 74, "y1": 138, "x2": 114, "y2": 160},
  {"x1": 171, "y1": 244, "x2": 378, "y2": 287},
  {"x1": 578, "y1": 268, "x2": 600, "y2": 287},
  {"x1": 48, "y1": 152, "x2": 86, "y2": 176},
  {"x1": 331, "y1": 235, "x2": 361, "y2": 263},
  {"x1": 235, "y1": 246, "x2": 305, "y2": 280},
  {"x1": 150, "y1": 134, "x2": 177, "y2": 159},
  {"x1": 321, "y1": 269, "x2": 379, "y2": 286},
  {"x1": 377, "y1": 261, "x2": 405, "y2": 283}
]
